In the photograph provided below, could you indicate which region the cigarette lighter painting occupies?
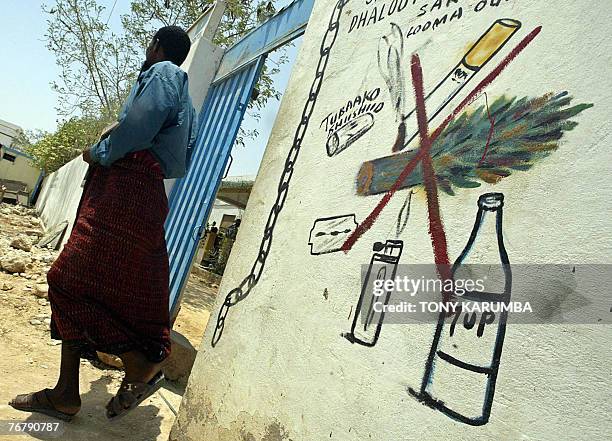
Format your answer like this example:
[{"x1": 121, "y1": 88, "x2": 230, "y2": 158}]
[
  {"x1": 397, "y1": 19, "x2": 522, "y2": 151},
  {"x1": 344, "y1": 240, "x2": 403, "y2": 347}
]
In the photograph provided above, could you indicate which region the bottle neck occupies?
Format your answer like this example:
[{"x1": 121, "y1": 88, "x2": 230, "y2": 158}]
[{"x1": 454, "y1": 205, "x2": 508, "y2": 266}]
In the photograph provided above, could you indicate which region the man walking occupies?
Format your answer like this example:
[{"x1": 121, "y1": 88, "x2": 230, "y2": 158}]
[{"x1": 10, "y1": 25, "x2": 197, "y2": 421}]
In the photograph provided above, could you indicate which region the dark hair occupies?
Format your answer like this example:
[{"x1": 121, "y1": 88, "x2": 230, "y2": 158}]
[{"x1": 154, "y1": 26, "x2": 191, "y2": 66}]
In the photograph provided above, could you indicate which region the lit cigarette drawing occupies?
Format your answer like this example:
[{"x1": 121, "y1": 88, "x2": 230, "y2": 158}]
[{"x1": 396, "y1": 19, "x2": 522, "y2": 152}]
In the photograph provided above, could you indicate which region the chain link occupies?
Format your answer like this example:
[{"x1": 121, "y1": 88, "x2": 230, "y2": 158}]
[{"x1": 212, "y1": 0, "x2": 347, "y2": 346}]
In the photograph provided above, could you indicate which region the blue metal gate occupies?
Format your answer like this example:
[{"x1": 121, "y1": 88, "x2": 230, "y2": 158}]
[
  {"x1": 165, "y1": 57, "x2": 266, "y2": 314},
  {"x1": 164, "y1": 0, "x2": 315, "y2": 317}
]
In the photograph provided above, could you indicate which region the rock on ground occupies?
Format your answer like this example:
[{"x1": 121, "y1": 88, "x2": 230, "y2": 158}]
[
  {"x1": 96, "y1": 351, "x2": 124, "y2": 369},
  {"x1": 33, "y1": 283, "x2": 49, "y2": 299},
  {"x1": 0, "y1": 253, "x2": 28, "y2": 274},
  {"x1": 10, "y1": 235, "x2": 32, "y2": 252}
]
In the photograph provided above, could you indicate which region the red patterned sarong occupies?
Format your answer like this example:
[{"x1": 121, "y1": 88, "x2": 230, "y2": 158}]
[{"x1": 48, "y1": 150, "x2": 171, "y2": 362}]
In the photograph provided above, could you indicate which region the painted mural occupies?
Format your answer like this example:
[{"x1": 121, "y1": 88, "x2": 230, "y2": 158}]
[{"x1": 209, "y1": 0, "x2": 596, "y2": 433}]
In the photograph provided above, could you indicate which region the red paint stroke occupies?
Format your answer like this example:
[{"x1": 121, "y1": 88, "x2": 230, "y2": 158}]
[
  {"x1": 478, "y1": 92, "x2": 495, "y2": 166},
  {"x1": 429, "y1": 26, "x2": 542, "y2": 142},
  {"x1": 342, "y1": 146, "x2": 428, "y2": 252},
  {"x1": 341, "y1": 26, "x2": 542, "y2": 252},
  {"x1": 411, "y1": 54, "x2": 452, "y2": 301}
]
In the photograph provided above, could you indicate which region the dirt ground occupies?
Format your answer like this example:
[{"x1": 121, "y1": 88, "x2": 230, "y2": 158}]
[{"x1": 0, "y1": 203, "x2": 218, "y2": 440}]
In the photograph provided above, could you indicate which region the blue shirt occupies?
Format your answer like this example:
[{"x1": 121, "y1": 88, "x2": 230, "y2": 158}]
[{"x1": 89, "y1": 61, "x2": 198, "y2": 179}]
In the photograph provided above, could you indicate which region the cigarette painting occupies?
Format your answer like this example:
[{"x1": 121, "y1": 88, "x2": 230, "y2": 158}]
[{"x1": 378, "y1": 19, "x2": 523, "y2": 153}]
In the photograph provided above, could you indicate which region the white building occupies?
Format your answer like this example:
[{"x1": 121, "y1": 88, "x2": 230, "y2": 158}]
[
  {"x1": 207, "y1": 174, "x2": 254, "y2": 228},
  {"x1": 192, "y1": 175, "x2": 254, "y2": 266},
  {"x1": 0, "y1": 118, "x2": 43, "y2": 204}
]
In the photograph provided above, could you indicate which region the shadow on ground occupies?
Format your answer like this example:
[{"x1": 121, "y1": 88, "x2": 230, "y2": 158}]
[
  {"x1": 20, "y1": 375, "x2": 164, "y2": 440},
  {"x1": 181, "y1": 276, "x2": 218, "y2": 312}
]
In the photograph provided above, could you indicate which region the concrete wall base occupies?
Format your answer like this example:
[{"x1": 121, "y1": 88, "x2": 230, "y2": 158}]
[{"x1": 162, "y1": 330, "x2": 197, "y2": 387}]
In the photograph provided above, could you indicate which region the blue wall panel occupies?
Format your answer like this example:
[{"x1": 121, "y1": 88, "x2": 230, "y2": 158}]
[{"x1": 165, "y1": 57, "x2": 266, "y2": 315}]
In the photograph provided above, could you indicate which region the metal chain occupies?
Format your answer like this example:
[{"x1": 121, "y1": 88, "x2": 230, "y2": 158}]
[{"x1": 212, "y1": 0, "x2": 347, "y2": 346}]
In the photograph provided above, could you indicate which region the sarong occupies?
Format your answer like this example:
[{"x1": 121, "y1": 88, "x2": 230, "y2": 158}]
[{"x1": 48, "y1": 150, "x2": 171, "y2": 362}]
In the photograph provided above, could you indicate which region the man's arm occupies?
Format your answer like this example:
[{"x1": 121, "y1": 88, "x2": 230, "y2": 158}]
[{"x1": 88, "y1": 73, "x2": 177, "y2": 166}]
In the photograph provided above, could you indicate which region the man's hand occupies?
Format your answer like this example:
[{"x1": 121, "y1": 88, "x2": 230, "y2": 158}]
[{"x1": 82, "y1": 148, "x2": 94, "y2": 164}]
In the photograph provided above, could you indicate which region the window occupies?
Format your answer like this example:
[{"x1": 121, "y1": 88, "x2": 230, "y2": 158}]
[{"x1": 2, "y1": 153, "x2": 16, "y2": 162}]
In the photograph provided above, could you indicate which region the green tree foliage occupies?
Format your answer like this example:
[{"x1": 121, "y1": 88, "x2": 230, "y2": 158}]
[
  {"x1": 19, "y1": 117, "x2": 111, "y2": 173},
  {"x1": 122, "y1": 0, "x2": 277, "y2": 52},
  {"x1": 44, "y1": 0, "x2": 139, "y2": 119}
]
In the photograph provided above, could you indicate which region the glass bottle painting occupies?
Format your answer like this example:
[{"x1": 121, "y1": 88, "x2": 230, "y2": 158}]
[{"x1": 410, "y1": 192, "x2": 512, "y2": 426}]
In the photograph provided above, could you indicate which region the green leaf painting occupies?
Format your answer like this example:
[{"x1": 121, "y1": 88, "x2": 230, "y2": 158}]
[{"x1": 356, "y1": 92, "x2": 593, "y2": 196}]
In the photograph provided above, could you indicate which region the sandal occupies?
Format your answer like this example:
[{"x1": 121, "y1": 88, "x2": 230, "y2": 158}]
[
  {"x1": 9, "y1": 389, "x2": 78, "y2": 422},
  {"x1": 106, "y1": 371, "x2": 165, "y2": 420}
]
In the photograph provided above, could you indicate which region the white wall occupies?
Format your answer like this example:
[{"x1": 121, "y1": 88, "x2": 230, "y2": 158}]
[
  {"x1": 164, "y1": 2, "x2": 226, "y2": 197},
  {"x1": 172, "y1": 0, "x2": 611, "y2": 440},
  {"x1": 35, "y1": 155, "x2": 88, "y2": 246},
  {"x1": 207, "y1": 199, "x2": 243, "y2": 227},
  {"x1": 0, "y1": 133, "x2": 14, "y2": 148},
  {"x1": 0, "y1": 149, "x2": 41, "y2": 191},
  {"x1": 0, "y1": 118, "x2": 21, "y2": 147},
  {"x1": 0, "y1": 118, "x2": 41, "y2": 192}
]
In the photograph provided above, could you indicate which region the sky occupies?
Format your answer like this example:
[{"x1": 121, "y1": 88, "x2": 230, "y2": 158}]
[
  {"x1": 0, "y1": 0, "x2": 301, "y2": 177},
  {"x1": 230, "y1": 41, "x2": 301, "y2": 177},
  {"x1": 0, "y1": 0, "x2": 130, "y2": 133}
]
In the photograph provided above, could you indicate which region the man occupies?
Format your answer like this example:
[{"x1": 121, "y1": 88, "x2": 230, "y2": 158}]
[
  {"x1": 226, "y1": 218, "x2": 241, "y2": 240},
  {"x1": 10, "y1": 26, "x2": 198, "y2": 421}
]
